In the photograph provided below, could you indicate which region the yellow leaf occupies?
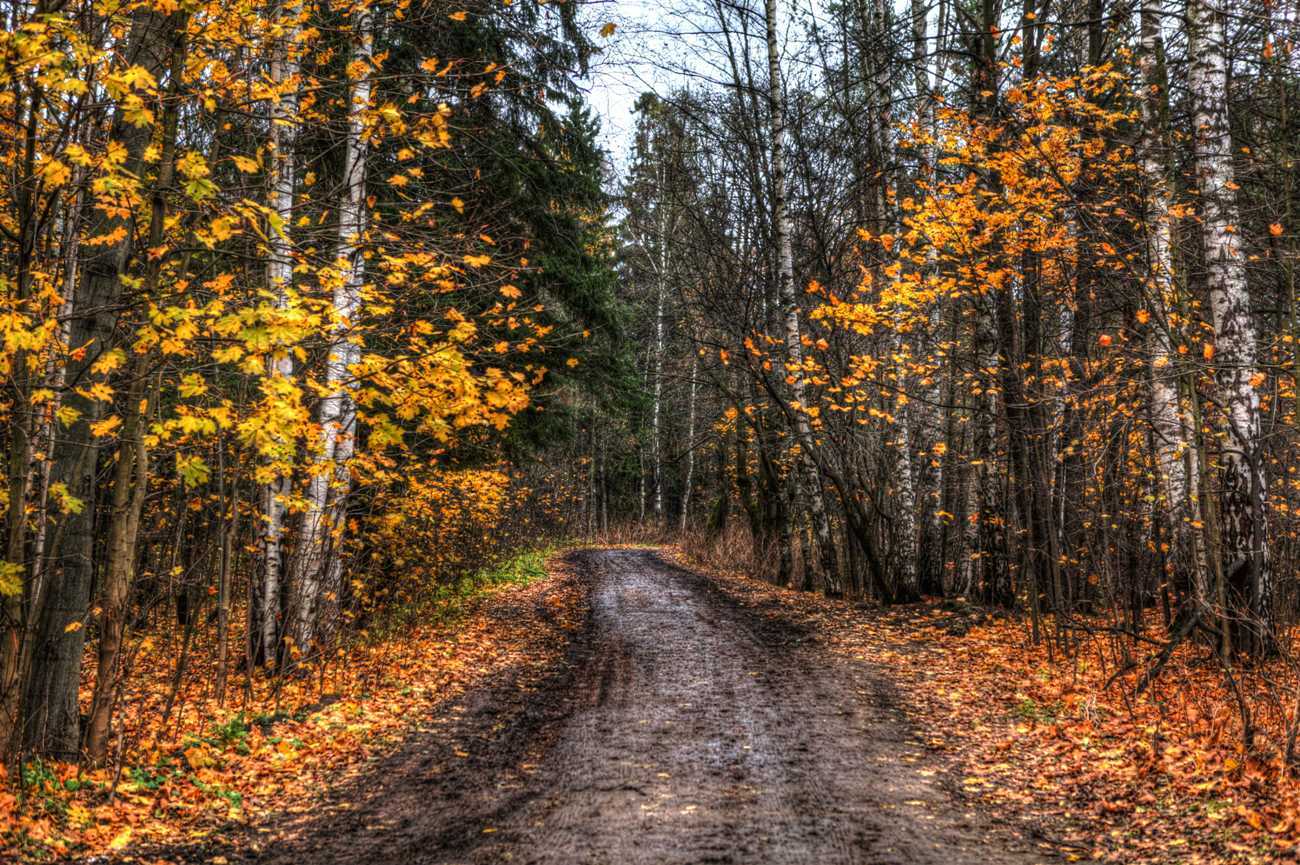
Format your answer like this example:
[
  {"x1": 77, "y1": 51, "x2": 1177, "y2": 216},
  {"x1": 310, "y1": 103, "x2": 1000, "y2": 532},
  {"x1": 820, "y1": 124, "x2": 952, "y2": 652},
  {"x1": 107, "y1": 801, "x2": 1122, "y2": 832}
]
[
  {"x1": 41, "y1": 158, "x2": 71, "y2": 188},
  {"x1": 600, "y1": 22, "x2": 616, "y2": 37},
  {"x1": 212, "y1": 345, "x2": 244, "y2": 364},
  {"x1": 91, "y1": 348, "x2": 127, "y2": 376},
  {"x1": 210, "y1": 216, "x2": 237, "y2": 242},
  {"x1": 109, "y1": 827, "x2": 132, "y2": 851},
  {"x1": 179, "y1": 373, "x2": 208, "y2": 398},
  {"x1": 64, "y1": 621, "x2": 83, "y2": 633}
]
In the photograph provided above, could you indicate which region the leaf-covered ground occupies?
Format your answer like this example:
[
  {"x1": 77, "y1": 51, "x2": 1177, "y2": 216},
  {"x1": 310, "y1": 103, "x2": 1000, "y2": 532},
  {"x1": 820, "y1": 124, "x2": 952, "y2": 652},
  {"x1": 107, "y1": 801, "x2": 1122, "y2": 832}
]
[
  {"x1": 1, "y1": 551, "x2": 587, "y2": 863},
  {"x1": 670, "y1": 547, "x2": 1300, "y2": 865},
  {"x1": 10, "y1": 543, "x2": 1299, "y2": 863}
]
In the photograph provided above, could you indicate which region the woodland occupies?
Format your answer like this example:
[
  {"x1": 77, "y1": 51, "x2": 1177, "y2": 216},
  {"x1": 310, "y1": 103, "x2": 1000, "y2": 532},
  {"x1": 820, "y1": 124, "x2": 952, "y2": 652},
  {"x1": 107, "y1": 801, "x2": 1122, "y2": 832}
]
[{"x1": 0, "y1": 0, "x2": 1298, "y2": 859}]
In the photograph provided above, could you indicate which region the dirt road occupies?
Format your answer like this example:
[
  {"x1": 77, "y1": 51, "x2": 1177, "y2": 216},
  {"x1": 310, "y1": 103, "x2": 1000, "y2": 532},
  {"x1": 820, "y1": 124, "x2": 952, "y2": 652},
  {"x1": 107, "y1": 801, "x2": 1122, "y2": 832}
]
[{"x1": 233, "y1": 549, "x2": 1053, "y2": 864}]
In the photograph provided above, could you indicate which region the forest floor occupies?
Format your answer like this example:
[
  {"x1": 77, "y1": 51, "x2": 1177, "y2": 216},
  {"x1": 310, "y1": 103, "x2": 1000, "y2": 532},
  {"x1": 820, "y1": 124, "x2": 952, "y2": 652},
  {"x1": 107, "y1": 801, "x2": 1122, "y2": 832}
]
[
  {"x1": 4, "y1": 550, "x2": 586, "y2": 863},
  {"x1": 670, "y1": 546, "x2": 1300, "y2": 865},
  {"x1": 16, "y1": 546, "x2": 1296, "y2": 863}
]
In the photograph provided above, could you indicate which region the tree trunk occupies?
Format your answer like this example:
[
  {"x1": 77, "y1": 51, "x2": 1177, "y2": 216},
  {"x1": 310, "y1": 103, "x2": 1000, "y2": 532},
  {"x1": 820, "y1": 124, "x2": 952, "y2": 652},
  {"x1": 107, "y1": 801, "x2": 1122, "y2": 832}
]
[
  {"x1": 215, "y1": 440, "x2": 238, "y2": 706},
  {"x1": 890, "y1": 329, "x2": 920, "y2": 601},
  {"x1": 763, "y1": 0, "x2": 840, "y2": 593},
  {"x1": 1187, "y1": 0, "x2": 1271, "y2": 651},
  {"x1": 22, "y1": 9, "x2": 182, "y2": 757},
  {"x1": 1138, "y1": 0, "x2": 1206, "y2": 604},
  {"x1": 681, "y1": 351, "x2": 699, "y2": 532},
  {"x1": 85, "y1": 371, "x2": 150, "y2": 764},
  {"x1": 651, "y1": 216, "x2": 667, "y2": 523},
  {"x1": 289, "y1": 10, "x2": 373, "y2": 656},
  {"x1": 259, "y1": 0, "x2": 302, "y2": 668}
]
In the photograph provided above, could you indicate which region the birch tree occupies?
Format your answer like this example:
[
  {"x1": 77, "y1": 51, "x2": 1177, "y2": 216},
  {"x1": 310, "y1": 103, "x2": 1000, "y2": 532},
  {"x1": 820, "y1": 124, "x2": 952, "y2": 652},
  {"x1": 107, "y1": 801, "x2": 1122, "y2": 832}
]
[
  {"x1": 289, "y1": 11, "x2": 373, "y2": 655},
  {"x1": 259, "y1": 0, "x2": 303, "y2": 667},
  {"x1": 764, "y1": 0, "x2": 841, "y2": 593},
  {"x1": 1187, "y1": 0, "x2": 1271, "y2": 648},
  {"x1": 1137, "y1": 0, "x2": 1206, "y2": 602}
]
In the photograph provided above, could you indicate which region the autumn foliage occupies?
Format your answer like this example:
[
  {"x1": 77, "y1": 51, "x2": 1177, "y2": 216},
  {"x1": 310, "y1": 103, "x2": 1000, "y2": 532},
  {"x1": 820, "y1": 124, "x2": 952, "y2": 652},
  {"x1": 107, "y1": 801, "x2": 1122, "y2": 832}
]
[{"x1": 0, "y1": 0, "x2": 613, "y2": 854}]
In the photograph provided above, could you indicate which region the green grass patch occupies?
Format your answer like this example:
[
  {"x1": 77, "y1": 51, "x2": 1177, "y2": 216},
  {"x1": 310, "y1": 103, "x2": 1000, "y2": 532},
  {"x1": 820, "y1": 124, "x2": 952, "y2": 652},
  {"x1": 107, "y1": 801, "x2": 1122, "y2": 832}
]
[
  {"x1": 368, "y1": 543, "x2": 565, "y2": 641},
  {"x1": 468, "y1": 547, "x2": 551, "y2": 589}
]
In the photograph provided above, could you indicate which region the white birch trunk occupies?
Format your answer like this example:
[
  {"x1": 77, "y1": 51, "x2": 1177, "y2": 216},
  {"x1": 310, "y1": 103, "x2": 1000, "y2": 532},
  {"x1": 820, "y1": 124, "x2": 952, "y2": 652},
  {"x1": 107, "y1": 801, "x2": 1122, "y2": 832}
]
[
  {"x1": 290, "y1": 11, "x2": 372, "y2": 653},
  {"x1": 260, "y1": 0, "x2": 300, "y2": 664},
  {"x1": 765, "y1": 0, "x2": 840, "y2": 592},
  {"x1": 1187, "y1": 0, "x2": 1270, "y2": 634},
  {"x1": 1190, "y1": 0, "x2": 1268, "y2": 634},
  {"x1": 1138, "y1": 0, "x2": 1207, "y2": 601},
  {"x1": 890, "y1": 330, "x2": 919, "y2": 599},
  {"x1": 681, "y1": 350, "x2": 699, "y2": 532},
  {"x1": 911, "y1": 0, "x2": 945, "y2": 577},
  {"x1": 651, "y1": 205, "x2": 667, "y2": 522}
]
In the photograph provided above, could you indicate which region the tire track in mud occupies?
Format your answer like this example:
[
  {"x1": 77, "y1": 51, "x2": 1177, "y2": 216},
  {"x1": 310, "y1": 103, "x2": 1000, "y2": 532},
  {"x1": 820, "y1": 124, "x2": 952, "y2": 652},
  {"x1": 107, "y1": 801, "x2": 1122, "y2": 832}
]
[{"x1": 425, "y1": 549, "x2": 1049, "y2": 865}]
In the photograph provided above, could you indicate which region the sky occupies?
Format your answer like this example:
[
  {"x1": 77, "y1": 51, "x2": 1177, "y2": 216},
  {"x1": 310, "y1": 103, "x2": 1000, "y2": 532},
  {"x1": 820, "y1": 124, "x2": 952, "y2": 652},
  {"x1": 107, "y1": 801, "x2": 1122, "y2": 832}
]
[
  {"x1": 579, "y1": 0, "x2": 846, "y2": 175},
  {"x1": 581, "y1": 0, "x2": 689, "y2": 172}
]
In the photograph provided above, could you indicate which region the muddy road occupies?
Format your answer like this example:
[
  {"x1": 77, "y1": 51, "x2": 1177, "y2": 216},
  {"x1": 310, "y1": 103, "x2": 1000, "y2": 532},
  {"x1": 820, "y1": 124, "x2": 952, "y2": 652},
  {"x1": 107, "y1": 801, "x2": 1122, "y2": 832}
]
[{"x1": 239, "y1": 549, "x2": 1051, "y2": 865}]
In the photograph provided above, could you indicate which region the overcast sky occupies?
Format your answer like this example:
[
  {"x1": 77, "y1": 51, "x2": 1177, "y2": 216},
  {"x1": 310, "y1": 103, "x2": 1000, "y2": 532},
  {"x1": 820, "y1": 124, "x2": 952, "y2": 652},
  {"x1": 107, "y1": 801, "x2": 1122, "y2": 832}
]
[
  {"x1": 582, "y1": 0, "x2": 690, "y2": 171},
  {"x1": 580, "y1": 0, "x2": 846, "y2": 176}
]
